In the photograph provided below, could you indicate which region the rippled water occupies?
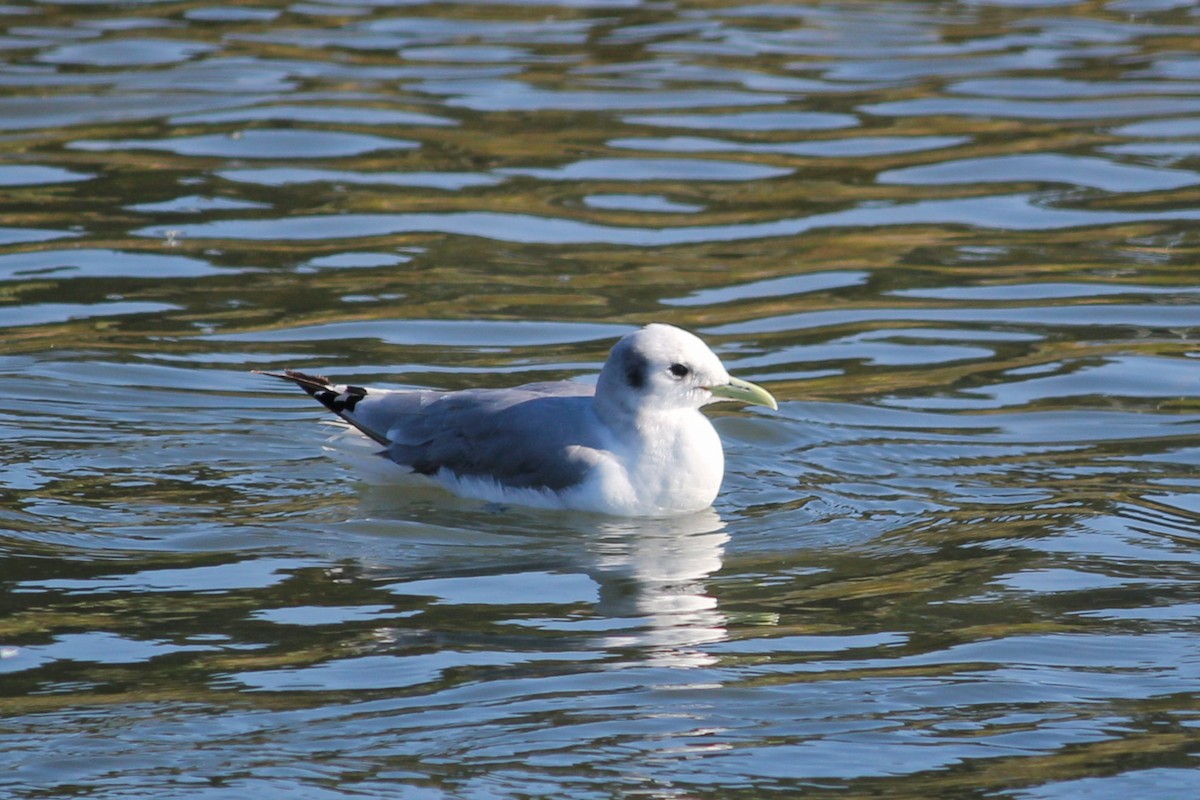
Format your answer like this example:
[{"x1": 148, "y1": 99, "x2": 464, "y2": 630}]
[{"x1": 2, "y1": 0, "x2": 1200, "y2": 797}]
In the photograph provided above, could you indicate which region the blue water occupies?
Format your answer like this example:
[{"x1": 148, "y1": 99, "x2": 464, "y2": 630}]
[{"x1": 1, "y1": 0, "x2": 1199, "y2": 797}]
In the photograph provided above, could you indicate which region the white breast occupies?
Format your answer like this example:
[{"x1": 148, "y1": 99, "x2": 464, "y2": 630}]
[{"x1": 567, "y1": 409, "x2": 725, "y2": 516}]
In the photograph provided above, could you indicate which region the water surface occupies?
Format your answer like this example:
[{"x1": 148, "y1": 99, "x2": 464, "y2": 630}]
[{"x1": 1, "y1": 0, "x2": 1199, "y2": 798}]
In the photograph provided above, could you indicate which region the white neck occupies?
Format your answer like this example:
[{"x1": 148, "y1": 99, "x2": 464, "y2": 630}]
[{"x1": 602, "y1": 406, "x2": 725, "y2": 515}]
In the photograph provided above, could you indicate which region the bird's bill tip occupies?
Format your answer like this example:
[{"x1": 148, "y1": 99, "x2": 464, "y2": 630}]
[{"x1": 708, "y1": 376, "x2": 778, "y2": 411}]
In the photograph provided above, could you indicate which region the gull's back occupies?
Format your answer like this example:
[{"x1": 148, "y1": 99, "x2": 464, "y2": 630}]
[{"x1": 284, "y1": 373, "x2": 607, "y2": 492}]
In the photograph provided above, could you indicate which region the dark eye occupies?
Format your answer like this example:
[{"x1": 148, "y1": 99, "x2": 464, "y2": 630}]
[{"x1": 668, "y1": 363, "x2": 690, "y2": 379}]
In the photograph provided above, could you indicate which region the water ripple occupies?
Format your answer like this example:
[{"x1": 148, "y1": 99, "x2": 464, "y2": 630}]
[{"x1": 134, "y1": 194, "x2": 1200, "y2": 246}]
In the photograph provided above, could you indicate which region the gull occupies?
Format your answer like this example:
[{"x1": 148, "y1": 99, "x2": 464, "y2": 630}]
[{"x1": 257, "y1": 323, "x2": 776, "y2": 516}]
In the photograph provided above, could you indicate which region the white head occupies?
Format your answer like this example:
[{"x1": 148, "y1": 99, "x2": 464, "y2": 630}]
[{"x1": 595, "y1": 324, "x2": 777, "y2": 418}]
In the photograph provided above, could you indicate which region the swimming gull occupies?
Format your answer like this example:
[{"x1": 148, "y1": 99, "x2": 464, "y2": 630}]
[{"x1": 257, "y1": 323, "x2": 777, "y2": 516}]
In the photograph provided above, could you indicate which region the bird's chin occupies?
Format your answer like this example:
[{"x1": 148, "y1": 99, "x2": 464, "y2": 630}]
[{"x1": 648, "y1": 392, "x2": 711, "y2": 412}]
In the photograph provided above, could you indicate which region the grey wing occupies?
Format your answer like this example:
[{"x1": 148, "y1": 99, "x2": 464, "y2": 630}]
[
  {"x1": 261, "y1": 371, "x2": 603, "y2": 491},
  {"x1": 386, "y1": 386, "x2": 604, "y2": 490}
]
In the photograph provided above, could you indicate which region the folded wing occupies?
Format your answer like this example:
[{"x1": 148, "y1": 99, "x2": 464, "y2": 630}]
[{"x1": 259, "y1": 370, "x2": 604, "y2": 491}]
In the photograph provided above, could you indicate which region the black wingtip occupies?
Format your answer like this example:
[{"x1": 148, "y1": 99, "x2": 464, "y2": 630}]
[
  {"x1": 256, "y1": 368, "x2": 388, "y2": 446},
  {"x1": 254, "y1": 369, "x2": 332, "y2": 397}
]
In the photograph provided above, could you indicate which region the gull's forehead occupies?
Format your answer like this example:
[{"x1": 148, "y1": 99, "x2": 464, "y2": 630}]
[{"x1": 622, "y1": 324, "x2": 726, "y2": 371}]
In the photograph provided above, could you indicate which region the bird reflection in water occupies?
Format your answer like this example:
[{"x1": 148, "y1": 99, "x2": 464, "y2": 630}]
[{"x1": 586, "y1": 509, "x2": 730, "y2": 668}]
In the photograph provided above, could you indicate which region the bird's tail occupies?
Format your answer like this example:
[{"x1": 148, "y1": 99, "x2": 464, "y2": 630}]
[{"x1": 254, "y1": 369, "x2": 390, "y2": 446}]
